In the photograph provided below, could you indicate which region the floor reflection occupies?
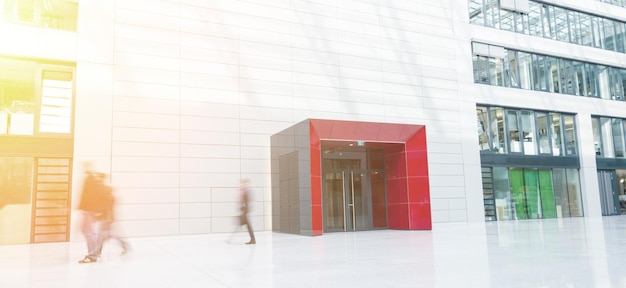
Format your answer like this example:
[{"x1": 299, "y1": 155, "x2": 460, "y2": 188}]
[{"x1": 1, "y1": 216, "x2": 626, "y2": 288}]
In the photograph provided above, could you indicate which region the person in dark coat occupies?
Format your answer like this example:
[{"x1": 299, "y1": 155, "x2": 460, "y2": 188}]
[
  {"x1": 77, "y1": 163, "x2": 106, "y2": 263},
  {"x1": 239, "y1": 178, "x2": 256, "y2": 244}
]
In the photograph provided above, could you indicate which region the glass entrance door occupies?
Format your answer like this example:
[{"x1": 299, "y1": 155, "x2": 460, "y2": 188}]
[
  {"x1": 510, "y1": 168, "x2": 557, "y2": 219},
  {"x1": 321, "y1": 142, "x2": 387, "y2": 232},
  {"x1": 324, "y1": 170, "x2": 371, "y2": 232},
  {"x1": 598, "y1": 170, "x2": 620, "y2": 216}
]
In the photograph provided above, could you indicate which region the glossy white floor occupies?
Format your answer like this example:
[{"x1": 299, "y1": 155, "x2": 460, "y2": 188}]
[{"x1": 2, "y1": 216, "x2": 626, "y2": 288}]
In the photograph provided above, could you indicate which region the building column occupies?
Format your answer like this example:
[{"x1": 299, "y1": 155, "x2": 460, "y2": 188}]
[{"x1": 577, "y1": 113, "x2": 602, "y2": 217}]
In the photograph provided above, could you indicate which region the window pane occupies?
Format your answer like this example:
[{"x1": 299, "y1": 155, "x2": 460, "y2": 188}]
[
  {"x1": 579, "y1": 13, "x2": 593, "y2": 47},
  {"x1": 551, "y1": 113, "x2": 564, "y2": 156},
  {"x1": 598, "y1": 65, "x2": 611, "y2": 99},
  {"x1": 491, "y1": 107, "x2": 507, "y2": 153},
  {"x1": 474, "y1": 56, "x2": 489, "y2": 84},
  {"x1": 504, "y1": 50, "x2": 519, "y2": 87},
  {"x1": 524, "y1": 169, "x2": 540, "y2": 219},
  {"x1": 566, "y1": 169, "x2": 583, "y2": 217},
  {"x1": 532, "y1": 55, "x2": 547, "y2": 91},
  {"x1": 508, "y1": 110, "x2": 521, "y2": 153},
  {"x1": 500, "y1": 9, "x2": 514, "y2": 32},
  {"x1": 539, "y1": 169, "x2": 556, "y2": 219},
  {"x1": 552, "y1": 168, "x2": 571, "y2": 217},
  {"x1": 521, "y1": 110, "x2": 536, "y2": 155},
  {"x1": 489, "y1": 57, "x2": 504, "y2": 86},
  {"x1": 601, "y1": 117, "x2": 616, "y2": 158},
  {"x1": 541, "y1": 4, "x2": 552, "y2": 39},
  {"x1": 563, "y1": 115, "x2": 577, "y2": 155},
  {"x1": 510, "y1": 168, "x2": 527, "y2": 219},
  {"x1": 554, "y1": 7, "x2": 570, "y2": 42},
  {"x1": 537, "y1": 112, "x2": 551, "y2": 154},
  {"x1": 593, "y1": 17, "x2": 604, "y2": 48},
  {"x1": 0, "y1": 58, "x2": 36, "y2": 135},
  {"x1": 517, "y1": 11, "x2": 528, "y2": 34},
  {"x1": 546, "y1": 56, "x2": 559, "y2": 93},
  {"x1": 542, "y1": 5, "x2": 556, "y2": 39},
  {"x1": 621, "y1": 70, "x2": 626, "y2": 101},
  {"x1": 0, "y1": 157, "x2": 34, "y2": 245},
  {"x1": 484, "y1": 0, "x2": 498, "y2": 28},
  {"x1": 612, "y1": 118, "x2": 625, "y2": 158},
  {"x1": 473, "y1": 55, "x2": 480, "y2": 83},
  {"x1": 592, "y1": 117, "x2": 602, "y2": 156},
  {"x1": 477, "y1": 107, "x2": 490, "y2": 151},
  {"x1": 623, "y1": 120, "x2": 626, "y2": 157},
  {"x1": 569, "y1": 11, "x2": 583, "y2": 45},
  {"x1": 559, "y1": 60, "x2": 575, "y2": 95},
  {"x1": 493, "y1": 167, "x2": 513, "y2": 220},
  {"x1": 603, "y1": 18, "x2": 616, "y2": 51},
  {"x1": 585, "y1": 63, "x2": 599, "y2": 97},
  {"x1": 469, "y1": 0, "x2": 484, "y2": 25},
  {"x1": 527, "y1": 2, "x2": 542, "y2": 37},
  {"x1": 518, "y1": 52, "x2": 533, "y2": 90},
  {"x1": 39, "y1": 72, "x2": 73, "y2": 134},
  {"x1": 573, "y1": 61, "x2": 587, "y2": 96},
  {"x1": 616, "y1": 22, "x2": 626, "y2": 53},
  {"x1": 610, "y1": 67, "x2": 624, "y2": 100},
  {"x1": 2, "y1": 0, "x2": 78, "y2": 31}
]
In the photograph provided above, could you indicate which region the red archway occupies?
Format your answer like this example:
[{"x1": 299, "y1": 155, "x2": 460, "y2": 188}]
[{"x1": 309, "y1": 119, "x2": 431, "y2": 235}]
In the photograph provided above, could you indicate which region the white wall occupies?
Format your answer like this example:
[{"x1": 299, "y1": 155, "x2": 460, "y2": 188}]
[{"x1": 69, "y1": 0, "x2": 473, "y2": 238}]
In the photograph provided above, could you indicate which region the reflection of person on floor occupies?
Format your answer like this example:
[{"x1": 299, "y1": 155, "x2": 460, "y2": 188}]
[
  {"x1": 240, "y1": 178, "x2": 256, "y2": 245},
  {"x1": 97, "y1": 173, "x2": 130, "y2": 256},
  {"x1": 77, "y1": 162, "x2": 105, "y2": 264}
]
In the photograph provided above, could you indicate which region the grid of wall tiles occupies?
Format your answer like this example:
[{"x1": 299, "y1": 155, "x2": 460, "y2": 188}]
[{"x1": 71, "y1": 0, "x2": 470, "y2": 237}]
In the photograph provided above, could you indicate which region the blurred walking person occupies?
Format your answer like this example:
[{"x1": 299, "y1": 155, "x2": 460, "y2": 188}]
[
  {"x1": 77, "y1": 162, "x2": 105, "y2": 264},
  {"x1": 97, "y1": 173, "x2": 130, "y2": 256},
  {"x1": 239, "y1": 178, "x2": 256, "y2": 244}
]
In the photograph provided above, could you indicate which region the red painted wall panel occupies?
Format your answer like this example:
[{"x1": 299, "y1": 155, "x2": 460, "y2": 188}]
[{"x1": 309, "y1": 119, "x2": 431, "y2": 234}]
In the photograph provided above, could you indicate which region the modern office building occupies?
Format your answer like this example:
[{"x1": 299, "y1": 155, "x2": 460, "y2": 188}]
[{"x1": 1, "y1": 0, "x2": 626, "y2": 245}]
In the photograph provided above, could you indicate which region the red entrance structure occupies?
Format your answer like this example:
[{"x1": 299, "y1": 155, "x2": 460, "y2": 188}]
[{"x1": 271, "y1": 119, "x2": 431, "y2": 236}]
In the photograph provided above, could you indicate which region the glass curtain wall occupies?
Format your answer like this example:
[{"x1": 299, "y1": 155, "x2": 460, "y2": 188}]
[
  {"x1": 473, "y1": 45, "x2": 626, "y2": 101},
  {"x1": 1, "y1": 0, "x2": 78, "y2": 31},
  {"x1": 468, "y1": 0, "x2": 626, "y2": 53},
  {"x1": 599, "y1": 0, "x2": 626, "y2": 8},
  {"x1": 485, "y1": 166, "x2": 582, "y2": 221},
  {"x1": 0, "y1": 58, "x2": 75, "y2": 136},
  {"x1": 592, "y1": 116, "x2": 626, "y2": 158},
  {"x1": 0, "y1": 157, "x2": 34, "y2": 245},
  {"x1": 476, "y1": 105, "x2": 577, "y2": 156}
]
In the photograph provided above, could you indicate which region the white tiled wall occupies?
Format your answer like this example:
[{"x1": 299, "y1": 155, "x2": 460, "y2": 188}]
[{"x1": 59, "y1": 0, "x2": 499, "y2": 238}]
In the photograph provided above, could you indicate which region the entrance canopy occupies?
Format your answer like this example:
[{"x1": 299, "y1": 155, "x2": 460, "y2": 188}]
[{"x1": 270, "y1": 119, "x2": 431, "y2": 236}]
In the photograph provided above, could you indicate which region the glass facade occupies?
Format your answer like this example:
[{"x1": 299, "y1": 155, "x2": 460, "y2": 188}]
[
  {"x1": 476, "y1": 106, "x2": 577, "y2": 156},
  {"x1": 600, "y1": 0, "x2": 626, "y2": 8},
  {"x1": 0, "y1": 157, "x2": 34, "y2": 245},
  {"x1": 1, "y1": 0, "x2": 78, "y2": 31},
  {"x1": 483, "y1": 166, "x2": 583, "y2": 221},
  {"x1": 0, "y1": 58, "x2": 74, "y2": 136},
  {"x1": 591, "y1": 116, "x2": 626, "y2": 158},
  {"x1": 478, "y1": 105, "x2": 582, "y2": 221},
  {"x1": 473, "y1": 45, "x2": 626, "y2": 101},
  {"x1": 469, "y1": 0, "x2": 626, "y2": 53}
]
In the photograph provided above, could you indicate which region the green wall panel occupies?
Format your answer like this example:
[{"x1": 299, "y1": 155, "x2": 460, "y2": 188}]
[
  {"x1": 510, "y1": 169, "x2": 526, "y2": 220},
  {"x1": 524, "y1": 170, "x2": 539, "y2": 219},
  {"x1": 539, "y1": 169, "x2": 556, "y2": 218}
]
